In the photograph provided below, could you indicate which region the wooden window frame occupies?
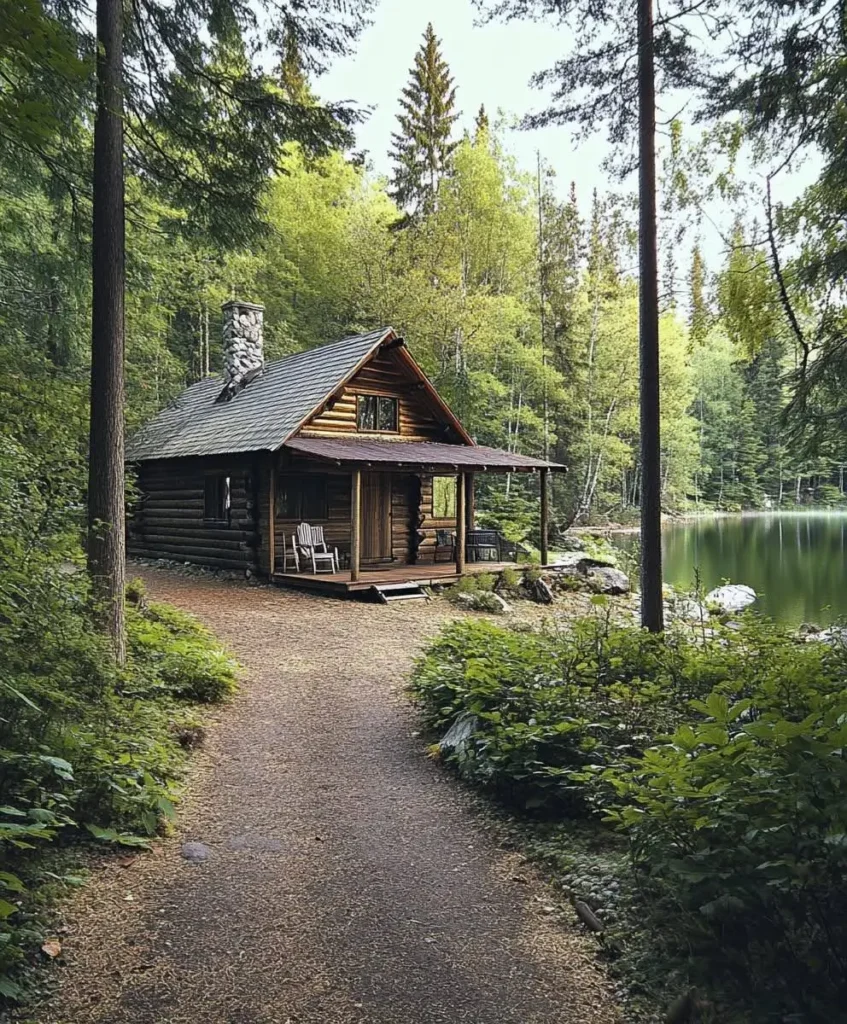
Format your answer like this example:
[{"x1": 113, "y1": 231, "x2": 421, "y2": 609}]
[
  {"x1": 204, "y1": 473, "x2": 231, "y2": 523},
  {"x1": 276, "y1": 473, "x2": 329, "y2": 522},
  {"x1": 356, "y1": 394, "x2": 399, "y2": 434}
]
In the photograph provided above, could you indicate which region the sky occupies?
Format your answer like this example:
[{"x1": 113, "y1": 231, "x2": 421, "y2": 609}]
[
  {"x1": 320, "y1": 0, "x2": 609, "y2": 201},
  {"x1": 317, "y1": 0, "x2": 819, "y2": 279}
]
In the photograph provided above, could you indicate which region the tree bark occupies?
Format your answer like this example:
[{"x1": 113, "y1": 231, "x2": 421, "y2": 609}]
[
  {"x1": 88, "y1": 0, "x2": 126, "y2": 663},
  {"x1": 638, "y1": 0, "x2": 663, "y2": 632}
]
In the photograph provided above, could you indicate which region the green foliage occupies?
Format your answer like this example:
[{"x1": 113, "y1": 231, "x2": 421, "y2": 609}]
[
  {"x1": 413, "y1": 612, "x2": 847, "y2": 1018},
  {"x1": 446, "y1": 573, "x2": 503, "y2": 612},
  {"x1": 389, "y1": 23, "x2": 459, "y2": 215},
  {"x1": 127, "y1": 598, "x2": 237, "y2": 704},
  {"x1": 411, "y1": 616, "x2": 676, "y2": 812},
  {"x1": 0, "y1": 449, "x2": 236, "y2": 1001}
]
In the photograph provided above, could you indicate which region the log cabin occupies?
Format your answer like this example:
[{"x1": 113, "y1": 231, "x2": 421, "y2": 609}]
[{"x1": 126, "y1": 300, "x2": 565, "y2": 598}]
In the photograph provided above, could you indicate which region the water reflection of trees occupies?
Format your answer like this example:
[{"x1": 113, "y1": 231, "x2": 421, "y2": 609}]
[{"x1": 618, "y1": 513, "x2": 847, "y2": 625}]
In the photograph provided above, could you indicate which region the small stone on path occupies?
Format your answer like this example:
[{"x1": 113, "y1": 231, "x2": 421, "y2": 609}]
[{"x1": 181, "y1": 841, "x2": 210, "y2": 863}]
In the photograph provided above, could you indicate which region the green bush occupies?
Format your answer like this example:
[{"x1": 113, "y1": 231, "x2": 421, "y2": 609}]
[
  {"x1": 127, "y1": 599, "x2": 237, "y2": 703},
  {"x1": 0, "y1": 444, "x2": 237, "y2": 1001},
  {"x1": 411, "y1": 616, "x2": 678, "y2": 812},
  {"x1": 411, "y1": 612, "x2": 847, "y2": 1019},
  {"x1": 603, "y1": 639, "x2": 847, "y2": 1019}
]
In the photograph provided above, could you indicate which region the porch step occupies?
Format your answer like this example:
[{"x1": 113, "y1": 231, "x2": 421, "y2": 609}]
[{"x1": 371, "y1": 582, "x2": 429, "y2": 603}]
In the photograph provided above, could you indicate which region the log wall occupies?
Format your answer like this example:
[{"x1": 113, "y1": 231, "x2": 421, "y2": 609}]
[
  {"x1": 129, "y1": 455, "x2": 449, "y2": 577},
  {"x1": 299, "y1": 347, "x2": 449, "y2": 441},
  {"x1": 127, "y1": 456, "x2": 259, "y2": 572}
]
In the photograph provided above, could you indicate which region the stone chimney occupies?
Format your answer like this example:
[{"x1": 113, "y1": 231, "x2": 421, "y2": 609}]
[{"x1": 220, "y1": 300, "x2": 264, "y2": 398}]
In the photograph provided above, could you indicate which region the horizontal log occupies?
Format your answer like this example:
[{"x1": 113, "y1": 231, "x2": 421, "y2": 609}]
[
  {"x1": 128, "y1": 548, "x2": 254, "y2": 571},
  {"x1": 137, "y1": 508, "x2": 204, "y2": 521},
  {"x1": 128, "y1": 541, "x2": 251, "y2": 562},
  {"x1": 135, "y1": 529, "x2": 257, "y2": 548}
]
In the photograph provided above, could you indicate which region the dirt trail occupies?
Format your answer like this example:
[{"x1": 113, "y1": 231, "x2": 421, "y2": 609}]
[{"x1": 37, "y1": 568, "x2": 618, "y2": 1024}]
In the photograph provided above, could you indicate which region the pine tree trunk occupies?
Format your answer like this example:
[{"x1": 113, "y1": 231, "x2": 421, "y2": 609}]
[
  {"x1": 637, "y1": 0, "x2": 663, "y2": 632},
  {"x1": 87, "y1": 0, "x2": 126, "y2": 664}
]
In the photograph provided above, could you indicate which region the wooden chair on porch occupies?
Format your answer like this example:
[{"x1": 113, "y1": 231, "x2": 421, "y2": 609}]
[
  {"x1": 434, "y1": 529, "x2": 456, "y2": 563},
  {"x1": 311, "y1": 525, "x2": 340, "y2": 572},
  {"x1": 281, "y1": 534, "x2": 300, "y2": 573},
  {"x1": 296, "y1": 522, "x2": 337, "y2": 574}
]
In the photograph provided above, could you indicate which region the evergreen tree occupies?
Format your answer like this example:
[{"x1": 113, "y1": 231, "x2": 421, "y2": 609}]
[
  {"x1": 389, "y1": 24, "x2": 459, "y2": 215},
  {"x1": 689, "y1": 244, "x2": 709, "y2": 346},
  {"x1": 474, "y1": 104, "x2": 490, "y2": 141}
]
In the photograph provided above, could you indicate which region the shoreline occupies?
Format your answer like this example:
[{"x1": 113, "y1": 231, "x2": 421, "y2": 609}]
[{"x1": 572, "y1": 507, "x2": 847, "y2": 537}]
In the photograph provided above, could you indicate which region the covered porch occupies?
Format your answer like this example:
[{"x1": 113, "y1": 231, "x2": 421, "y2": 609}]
[
  {"x1": 271, "y1": 560, "x2": 521, "y2": 596},
  {"x1": 267, "y1": 437, "x2": 564, "y2": 594}
]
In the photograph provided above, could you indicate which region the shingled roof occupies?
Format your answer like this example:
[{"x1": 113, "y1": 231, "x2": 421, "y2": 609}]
[
  {"x1": 126, "y1": 328, "x2": 394, "y2": 461},
  {"x1": 284, "y1": 437, "x2": 563, "y2": 472}
]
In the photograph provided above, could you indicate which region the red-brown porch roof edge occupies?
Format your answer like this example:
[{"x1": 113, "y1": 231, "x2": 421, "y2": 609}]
[{"x1": 283, "y1": 437, "x2": 565, "y2": 472}]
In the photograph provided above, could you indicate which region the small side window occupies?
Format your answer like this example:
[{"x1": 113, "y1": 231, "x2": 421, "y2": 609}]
[
  {"x1": 357, "y1": 395, "x2": 398, "y2": 433},
  {"x1": 204, "y1": 474, "x2": 231, "y2": 522}
]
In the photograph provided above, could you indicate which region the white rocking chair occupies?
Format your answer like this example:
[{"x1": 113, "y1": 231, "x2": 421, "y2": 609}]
[
  {"x1": 281, "y1": 534, "x2": 300, "y2": 573},
  {"x1": 311, "y1": 525, "x2": 340, "y2": 572},
  {"x1": 296, "y1": 522, "x2": 337, "y2": 574}
]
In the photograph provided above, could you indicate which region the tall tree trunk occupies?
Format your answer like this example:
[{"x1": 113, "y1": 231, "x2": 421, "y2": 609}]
[
  {"x1": 88, "y1": 0, "x2": 126, "y2": 663},
  {"x1": 637, "y1": 0, "x2": 663, "y2": 632}
]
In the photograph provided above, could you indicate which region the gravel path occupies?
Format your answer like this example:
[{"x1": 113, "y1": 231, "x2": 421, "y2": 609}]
[{"x1": 38, "y1": 568, "x2": 619, "y2": 1024}]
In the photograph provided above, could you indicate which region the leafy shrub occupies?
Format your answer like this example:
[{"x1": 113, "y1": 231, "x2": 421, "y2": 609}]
[
  {"x1": 413, "y1": 611, "x2": 847, "y2": 1020},
  {"x1": 411, "y1": 617, "x2": 677, "y2": 812},
  {"x1": 0, "y1": 444, "x2": 237, "y2": 1001},
  {"x1": 499, "y1": 566, "x2": 520, "y2": 591},
  {"x1": 127, "y1": 599, "x2": 237, "y2": 703},
  {"x1": 603, "y1": 646, "x2": 847, "y2": 1019}
]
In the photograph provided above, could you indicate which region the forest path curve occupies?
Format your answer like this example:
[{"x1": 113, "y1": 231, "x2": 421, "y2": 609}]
[{"x1": 38, "y1": 568, "x2": 618, "y2": 1024}]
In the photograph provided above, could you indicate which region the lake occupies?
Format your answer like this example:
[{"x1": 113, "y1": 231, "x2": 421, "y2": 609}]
[{"x1": 612, "y1": 512, "x2": 847, "y2": 625}]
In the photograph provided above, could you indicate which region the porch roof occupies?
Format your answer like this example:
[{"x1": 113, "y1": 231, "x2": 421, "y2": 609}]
[{"x1": 283, "y1": 437, "x2": 565, "y2": 472}]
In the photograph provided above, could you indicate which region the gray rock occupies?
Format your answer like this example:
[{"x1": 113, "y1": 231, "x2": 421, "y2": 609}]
[
  {"x1": 705, "y1": 584, "x2": 756, "y2": 612},
  {"x1": 671, "y1": 597, "x2": 709, "y2": 622},
  {"x1": 586, "y1": 566, "x2": 630, "y2": 595},
  {"x1": 181, "y1": 841, "x2": 211, "y2": 863},
  {"x1": 559, "y1": 533, "x2": 587, "y2": 552},
  {"x1": 490, "y1": 593, "x2": 513, "y2": 614},
  {"x1": 809, "y1": 626, "x2": 847, "y2": 646},
  {"x1": 439, "y1": 712, "x2": 479, "y2": 755}
]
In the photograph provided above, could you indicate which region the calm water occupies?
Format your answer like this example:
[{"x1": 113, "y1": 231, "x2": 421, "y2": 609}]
[{"x1": 613, "y1": 512, "x2": 847, "y2": 625}]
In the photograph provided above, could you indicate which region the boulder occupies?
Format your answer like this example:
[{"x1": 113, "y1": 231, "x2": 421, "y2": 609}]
[
  {"x1": 670, "y1": 597, "x2": 709, "y2": 622},
  {"x1": 705, "y1": 584, "x2": 756, "y2": 613},
  {"x1": 490, "y1": 593, "x2": 514, "y2": 614},
  {"x1": 559, "y1": 533, "x2": 587, "y2": 552},
  {"x1": 810, "y1": 626, "x2": 847, "y2": 646},
  {"x1": 523, "y1": 576, "x2": 554, "y2": 604},
  {"x1": 550, "y1": 551, "x2": 615, "y2": 573},
  {"x1": 586, "y1": 566, "x2": 630, "y2": 595},
  {"x1": 440, "y1": 712, "x2": 478, "y2": 755}
]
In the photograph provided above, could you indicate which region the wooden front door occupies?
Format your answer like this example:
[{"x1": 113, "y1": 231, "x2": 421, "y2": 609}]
[{"x1": 361, "y1": 472, "x2": 392, "y2": 562}]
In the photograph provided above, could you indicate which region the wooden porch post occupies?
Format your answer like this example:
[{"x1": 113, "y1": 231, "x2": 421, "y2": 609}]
[
  {"x1": 540, "y1": 467, "x2": 549, "y2": 567},
  {"x1": 465, "y1": 473, "x2": 475, "y2": 534},
  {"x1": 455, "y1": 472, "x2": 467, "y2": 575},
  {"x1": 351, "y1": 468, "x2": 362, "y2": 582},
  {"x1": 268, "y1": 456, "x2": 276, "y2": 577}
]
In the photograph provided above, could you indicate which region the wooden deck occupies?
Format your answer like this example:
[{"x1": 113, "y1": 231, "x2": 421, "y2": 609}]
[{"x1": 272, "y1": 560, "x2": 517, "y2": 596}]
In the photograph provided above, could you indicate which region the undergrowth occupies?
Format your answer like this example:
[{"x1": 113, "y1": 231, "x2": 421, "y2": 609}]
[
  {"x1": 410, "y1": 611, "x2": 847, "y2": 1022},
  {"x1": 0, "y1": 576, "x2": 236, "y2": 1003}
]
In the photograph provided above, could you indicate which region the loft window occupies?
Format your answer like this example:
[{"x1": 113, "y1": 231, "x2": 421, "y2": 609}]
[
  {"x1": 357, "y1": 394, "x2": 398, "y2": 433},
  {"x1": 204, "y1": 474, "x2": 231, "y2": 522},
  {"x1": 433, "y1": 476, "x2": 457, "y2": 518},
  {"x1": 277, "y1": 474, "x2": 328, "y2": 521}
]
